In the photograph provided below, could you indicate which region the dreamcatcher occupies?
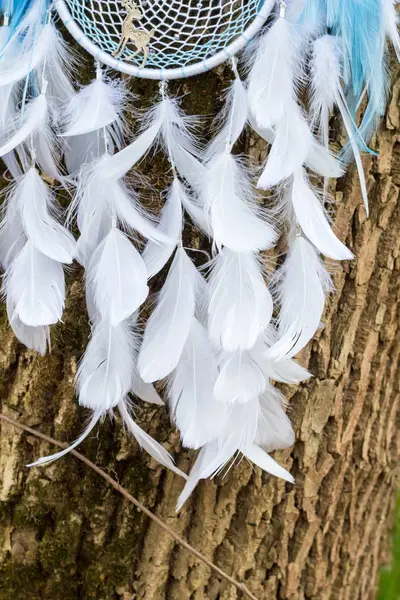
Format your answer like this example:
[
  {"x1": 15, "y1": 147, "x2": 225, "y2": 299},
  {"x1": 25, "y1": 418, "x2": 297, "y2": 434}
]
[{"x1": 0, "y1": 0, "x2": 399, "y2": 509}]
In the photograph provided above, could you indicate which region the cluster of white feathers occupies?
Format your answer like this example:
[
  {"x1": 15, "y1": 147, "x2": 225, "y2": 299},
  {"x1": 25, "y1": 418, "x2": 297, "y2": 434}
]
[{"x1": 1, "y1": 0, "x2": 399, "y2": 509}]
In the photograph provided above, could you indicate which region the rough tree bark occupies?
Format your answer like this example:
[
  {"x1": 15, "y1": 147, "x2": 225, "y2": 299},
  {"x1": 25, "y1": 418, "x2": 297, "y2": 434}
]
[{"x1": 0, "y1": 50, "x2": 400, "y2": 600}]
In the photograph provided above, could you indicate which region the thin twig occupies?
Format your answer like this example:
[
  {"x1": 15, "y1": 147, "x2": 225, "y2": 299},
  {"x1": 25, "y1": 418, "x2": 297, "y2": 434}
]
[{"x1": 0, "y1": 413, "x2": 258, "y2": 600}]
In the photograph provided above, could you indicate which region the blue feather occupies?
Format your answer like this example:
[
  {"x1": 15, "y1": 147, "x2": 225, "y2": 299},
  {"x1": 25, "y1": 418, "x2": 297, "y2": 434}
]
[
  {"x1": 1, "y1": 0, "x2": 50, "y2": 35},
  {"x1": 328, "y1": 0, "x2": 388, "y2": 141},
  {"x1": 301, "y1": 0, "x2": 389, "y2": 143},
  {"x1": 10, "y1": 0, "x2": 35, "y2": 28}
]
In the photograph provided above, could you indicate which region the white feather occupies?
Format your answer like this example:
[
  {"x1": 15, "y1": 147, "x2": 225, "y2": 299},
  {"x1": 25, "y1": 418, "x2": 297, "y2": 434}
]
[
  {"x1": 0, "y1": 93, "x2": 48, "y2": 158},
  {"x1": 72, "y1": 156, "x2": 168, "y2": 266},
  {"x1": 382, "y1": 0, "x2": 400, "y2": 61},
  {"x1": 60, "y1": 77, "x2": 126, "y2": 137},
  {"x1": 0, "y1": 203, "x2": 26, "y2": 270},
  {"x1": 177, "y1": 442, "x2": 221, "y2": 510},
  {"x1": 11, "y1": 168, "x2": 75, "y2": 263},
  {"x1": 263, "y1": 358, "x2": 312, "y2": 384},
  {"x1": 268, "y1": 236, "x2": 333, "y2": 360},
  {"x1": 214, "y1": 351, "x2": 267, "y2": 405},
  {"x1": 2, "y1": 152, "x2": 23, "y2": 179},
  {"x1": 43, "y1": 24, "x2": 77, "y2": 116},
  {"x1": 0, "y1": 24, "x2": 54, "y2": 87},
  {"x1": 177, "y1": 392, "x2": 293, "y2": 510},
  {"x1": 138, "y1": 248, "x2": 200, "y2": 383},
  {"x1": 7, "y1": 298, "x2": 50, "y2": 355},
  {"x1": 75, "y1": 157, "x2": 169, "y2": 245},
  {"x1": 88, "y1": 227, "x2": 148, "y2": 325},
  {"x1": 180, "y1": 191, "x2": 212, "y2": 237},
  {"x1": 247, "y1": 17, "x2": 304, "y2": 130},
  {"x1": 168, "y1": 319, "x2": 228, "y2": 449},
  {"x1": 118, "y1": 400, "x2": 187, "y2": 479},
  {"x1": 177, "y1": 401, "x2": 258, "y2": 509},
  {"x1": 64, "y1": 131, "x2": 111, "y2": 175},
  {"x1": 208, "y1": 248, "x2": 273, "y2": 351},
  {"x1": 248, "y1": 110, "x2": 344, "y2": 179},
  {"x1": 132, "y1": 371, "x2": 163, "y2": 405},
  {"x1": 32, "y1": 127, "x2": 66, "y2": 184},
  {"x1": 27, "y1": 410, "x2": 103, "y2": 467},
  {"x1": 4, "y1": 240, "x2": 65, "y2": 327},
  {"x1": 310, "y1": 35, "x2": 369, "y2": 214},
  {"x1": 306, "y1": 140, "x2": 344, "y2": 179},
  {"x1": 253, "y1": 385, "x2": 295, "y2": 452},
  {"x1": 206, "y1": 77, "x2": 248, "y2": 159},
  {"x1": 241, "y1": 444, "x2": 294, "y2": 482},
  {"x1": 111, "y1": 178, "x2": 169, "y2": 244},
  {"x1": 77, "y1": 319, "x2": 137, "y2": 411},
  {"x1": 205, "y1": 152, "x2": 276, "y2": 253},
  {"x1": 74, "y1": 172, "x2": 113, "y2": 266},
  {"x1": 292, "y1": 169, "x2": 354, "y2": 260},
  {"x1": 100, "y1": 119, "x2": 162, "y2": 182},
  {"x1": 159, "y1": 96, "x2": 204, "y2": 188},
  {"x1": 142, "y1": 178, "x2": 183, "y2": 279},
  {"x1": 257, "y1": 107, "x2": 312, "y2": 189}
]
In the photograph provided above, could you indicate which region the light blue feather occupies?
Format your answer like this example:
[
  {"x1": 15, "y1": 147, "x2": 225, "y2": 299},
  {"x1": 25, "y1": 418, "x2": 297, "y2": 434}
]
[
  {"x1": 301, "y1": 0, "x2": 389, "y2": 144},
  {"x1": 328, "y1": 0, "x2": 388, "y2": 141}
]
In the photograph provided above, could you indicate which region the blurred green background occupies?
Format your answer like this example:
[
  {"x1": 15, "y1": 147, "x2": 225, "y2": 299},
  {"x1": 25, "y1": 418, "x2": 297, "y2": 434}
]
[{"x1": 378, "y1": 495, "x2": 400, "y2": 600}]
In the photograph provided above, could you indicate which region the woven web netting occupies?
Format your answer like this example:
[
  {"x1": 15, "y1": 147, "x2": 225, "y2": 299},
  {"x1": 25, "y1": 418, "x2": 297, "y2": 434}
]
[{"x1": 67, "y1": 0, "x2": 263, "y2": 69}]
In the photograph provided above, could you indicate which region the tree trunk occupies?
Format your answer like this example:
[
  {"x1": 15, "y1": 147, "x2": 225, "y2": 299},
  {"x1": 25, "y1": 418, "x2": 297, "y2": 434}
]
[{"x1": 1, "y1": 55, "x2": 400, "y2": 600}]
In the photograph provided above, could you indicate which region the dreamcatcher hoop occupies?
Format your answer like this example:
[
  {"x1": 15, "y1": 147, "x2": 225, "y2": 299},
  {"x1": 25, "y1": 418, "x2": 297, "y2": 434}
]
[{"x1": 54, "y1": 0, "x2": 273, "y2": 80}]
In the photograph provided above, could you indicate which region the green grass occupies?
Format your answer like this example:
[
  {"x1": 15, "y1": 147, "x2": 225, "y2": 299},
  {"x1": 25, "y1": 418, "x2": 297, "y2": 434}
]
[{"x1": 378, "y1": 495, "x2": 400, "y2": 600}]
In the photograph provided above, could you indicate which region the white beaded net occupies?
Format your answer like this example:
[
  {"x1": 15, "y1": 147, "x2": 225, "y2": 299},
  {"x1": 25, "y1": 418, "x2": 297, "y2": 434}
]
[{"x1": 66, "y1": 0, "x2": 264, "y2": 70}]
